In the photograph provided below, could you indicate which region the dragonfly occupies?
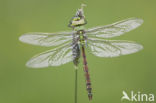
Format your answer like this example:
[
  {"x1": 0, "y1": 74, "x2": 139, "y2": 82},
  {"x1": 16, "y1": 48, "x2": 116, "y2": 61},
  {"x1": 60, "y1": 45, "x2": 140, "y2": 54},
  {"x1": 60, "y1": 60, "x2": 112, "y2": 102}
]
[{"x1": 19, "y1": 4, "x2": 143, "y2": 101}]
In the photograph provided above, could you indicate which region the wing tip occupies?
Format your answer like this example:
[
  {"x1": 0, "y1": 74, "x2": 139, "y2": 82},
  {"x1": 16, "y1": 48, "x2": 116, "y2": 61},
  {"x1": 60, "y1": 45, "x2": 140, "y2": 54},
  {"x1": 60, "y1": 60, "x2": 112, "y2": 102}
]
[
  {"x1": 26, "y1": 61, "x2": 37, "y2": 69},
  {"x1": 25, "y1": 57, "x2": 49, "y2": 69},
  {"x1": 18, "y1": 32, "x2": 37, "y2": 43},
  {"x1": 136, "y1": 18, "x2": 144, "y2": 25},
  {"x1": 138, "y1": 43, "x2": 144, "y2": 51},
  {"x1": 19, "y1": 34, "x2": 30, "y2": 43},
  {"x1": 26, "y1": 61, "x2": 48, "y2": 69},
  {"x1": 130, "y1": 17, "x2": 144, "y2": 25},
  {"x1": 19, "y1": 35, "x2": 24, "y2": 42}
]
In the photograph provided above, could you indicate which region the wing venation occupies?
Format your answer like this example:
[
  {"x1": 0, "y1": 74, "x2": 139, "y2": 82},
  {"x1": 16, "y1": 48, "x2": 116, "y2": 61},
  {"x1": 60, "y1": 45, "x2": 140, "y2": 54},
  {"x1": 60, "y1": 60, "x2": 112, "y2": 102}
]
[
  {"x1": 19, "y1": 32, "x2": 73, "y2": 47},
  {"x1": 86, "y1": 18, "x2": 143, "y2": 38},
  {"x1": 87, "y1": 38, "x2": 143, "y2": 57},
  {"x1": 26, "y1": 43, "x2": 73, "y2": 68}
]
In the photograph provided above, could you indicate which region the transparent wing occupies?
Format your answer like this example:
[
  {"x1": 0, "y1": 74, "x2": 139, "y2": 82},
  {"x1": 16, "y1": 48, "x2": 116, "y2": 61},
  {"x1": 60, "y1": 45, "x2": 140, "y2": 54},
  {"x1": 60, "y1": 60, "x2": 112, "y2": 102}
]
[
  {"x1": 19, "y1": 31, "x2": 74, "y2": 47},
  {"x1": 86, "y1": 18, "x2": 143, "y2": 38},
  {"x1": 26, "y1": 43, "x2": 73, "y2": 68},
  {"x1": 87, "y1": 38, "x2": 143, "y2": 57}
]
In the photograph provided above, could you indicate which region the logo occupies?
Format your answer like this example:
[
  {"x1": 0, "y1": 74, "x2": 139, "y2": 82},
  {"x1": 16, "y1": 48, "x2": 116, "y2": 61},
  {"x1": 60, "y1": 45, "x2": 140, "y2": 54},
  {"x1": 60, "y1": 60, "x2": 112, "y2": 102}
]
[{"x1": 121, "y1": 91, "x2": 155, "y2": 102}]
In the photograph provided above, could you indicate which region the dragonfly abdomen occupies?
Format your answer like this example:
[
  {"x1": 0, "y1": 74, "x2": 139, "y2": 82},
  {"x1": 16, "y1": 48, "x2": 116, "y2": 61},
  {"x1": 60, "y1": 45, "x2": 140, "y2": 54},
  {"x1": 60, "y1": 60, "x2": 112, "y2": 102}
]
[
  {"x1": 72, "y1": 43, "x2": 80, "y2": 66},
  {"x1": 82, "y1": 46, "x2": 92, "y2": 100}
]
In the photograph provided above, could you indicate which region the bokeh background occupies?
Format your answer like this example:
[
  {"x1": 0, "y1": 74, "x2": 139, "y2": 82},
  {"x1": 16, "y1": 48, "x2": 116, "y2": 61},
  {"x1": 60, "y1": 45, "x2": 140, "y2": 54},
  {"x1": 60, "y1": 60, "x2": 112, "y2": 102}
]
[{"x1": 1, "y1": 0, "x2": 156, "y2": 103}]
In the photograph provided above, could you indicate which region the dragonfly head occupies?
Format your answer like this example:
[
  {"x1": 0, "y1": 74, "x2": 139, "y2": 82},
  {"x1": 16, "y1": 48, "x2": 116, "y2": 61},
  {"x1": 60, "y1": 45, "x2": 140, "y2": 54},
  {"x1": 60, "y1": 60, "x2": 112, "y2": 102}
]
[{"x1": 68, "y1": 4, "x2": 87, "y2": 28}]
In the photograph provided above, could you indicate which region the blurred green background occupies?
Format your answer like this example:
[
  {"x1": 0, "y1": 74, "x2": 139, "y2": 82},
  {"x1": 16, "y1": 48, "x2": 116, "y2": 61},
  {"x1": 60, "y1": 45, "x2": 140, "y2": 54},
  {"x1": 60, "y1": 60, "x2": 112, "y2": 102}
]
[{"x1": 1, "y1": 0, "x2": 156, "y2": 103}]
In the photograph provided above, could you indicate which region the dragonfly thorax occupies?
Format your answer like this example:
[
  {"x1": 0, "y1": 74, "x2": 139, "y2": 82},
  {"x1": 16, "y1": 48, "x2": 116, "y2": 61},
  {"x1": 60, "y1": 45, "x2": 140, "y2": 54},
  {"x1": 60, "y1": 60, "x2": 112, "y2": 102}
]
[
  {"x1": 76, "y1": 30, "x2": 87, "y2": 46},
  {"x1": 76, "y1": 30, "x2": 85, "y2": 35}
]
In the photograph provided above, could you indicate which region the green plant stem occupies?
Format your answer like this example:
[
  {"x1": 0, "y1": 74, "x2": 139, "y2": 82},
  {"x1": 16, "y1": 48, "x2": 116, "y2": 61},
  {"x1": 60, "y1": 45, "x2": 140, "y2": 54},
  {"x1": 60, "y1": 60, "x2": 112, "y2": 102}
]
[{"x1": 75, "y1": 68, "x2": 78, "y2": 103}]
